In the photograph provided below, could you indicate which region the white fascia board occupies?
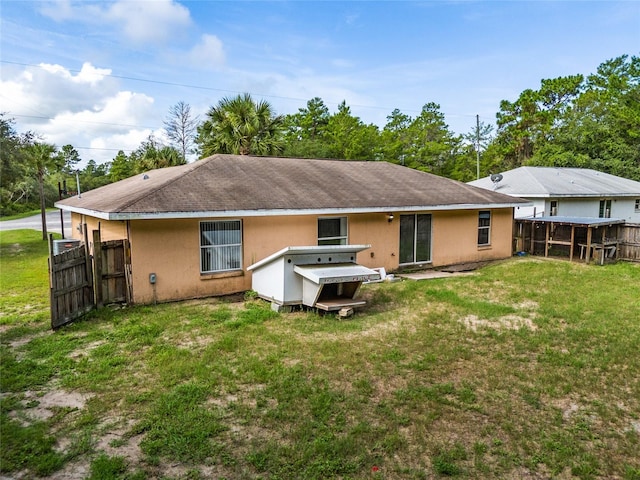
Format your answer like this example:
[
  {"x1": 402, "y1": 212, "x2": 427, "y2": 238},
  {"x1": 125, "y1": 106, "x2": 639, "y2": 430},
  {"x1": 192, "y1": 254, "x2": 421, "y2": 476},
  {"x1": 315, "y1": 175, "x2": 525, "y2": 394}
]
[
  {"x1": 54, "y1": 203, "x2": 113, "y2": 220},
  {"x1": 55, "y1": 202, "x2": 528, "y2": 221},
  {"x1": 517, "y1": 193, "x2": 639, "y2": 199}
]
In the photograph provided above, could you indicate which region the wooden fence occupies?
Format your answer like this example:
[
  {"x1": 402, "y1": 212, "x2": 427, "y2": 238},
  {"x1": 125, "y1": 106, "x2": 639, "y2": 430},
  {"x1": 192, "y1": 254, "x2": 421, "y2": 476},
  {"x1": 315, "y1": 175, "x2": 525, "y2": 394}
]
[
  {"x1": 617, "y1": 223, "x2": 640, "y2": 262},
  {"x1": 49, "y1": 229, "x2": 131, "y2": 329},
  {"x1": 49, "y1": 241, "x2": 94, "y2": 329}
]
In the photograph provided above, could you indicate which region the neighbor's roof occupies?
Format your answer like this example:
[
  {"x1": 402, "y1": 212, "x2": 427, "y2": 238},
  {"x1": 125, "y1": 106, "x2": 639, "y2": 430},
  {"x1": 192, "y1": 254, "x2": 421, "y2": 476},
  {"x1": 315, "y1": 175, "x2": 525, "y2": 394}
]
[
  {"x1": 56, "y1": 155, "x2": 528, "y2": 220},
  {"x1": 468, "y1": 166, "x2": 640, "y2": 198}
]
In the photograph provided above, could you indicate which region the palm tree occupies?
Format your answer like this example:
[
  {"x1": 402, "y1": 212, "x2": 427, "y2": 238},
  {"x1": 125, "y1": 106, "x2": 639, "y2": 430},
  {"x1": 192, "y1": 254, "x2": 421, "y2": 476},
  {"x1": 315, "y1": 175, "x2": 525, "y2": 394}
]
[
  {"x1": 26, "y1": 142, "x2": 61, "y2": 240},
  {"x1": 196, "y1": 93, "x2": 284, "y2": 157}
]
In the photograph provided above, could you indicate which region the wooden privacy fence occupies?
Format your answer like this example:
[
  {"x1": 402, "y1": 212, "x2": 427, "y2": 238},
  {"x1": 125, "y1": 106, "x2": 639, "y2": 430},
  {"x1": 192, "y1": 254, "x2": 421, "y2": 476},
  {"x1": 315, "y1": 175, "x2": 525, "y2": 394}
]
[
  {"x1": 48, "y1": 241, "x2": 94, "y2": 329},
  {"x1": 617, "y1": 223, "x2": 640, "y2": 262},
  {"x1": 49, "y1": 229, "x2": 131, "y2": 329}
]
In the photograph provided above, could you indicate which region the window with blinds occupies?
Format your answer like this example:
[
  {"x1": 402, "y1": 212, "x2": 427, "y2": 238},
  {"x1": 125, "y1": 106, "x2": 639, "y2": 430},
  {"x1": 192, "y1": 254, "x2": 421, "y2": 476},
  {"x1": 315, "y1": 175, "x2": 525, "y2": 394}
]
[{"x1": 200, "y1": 220, "x2": 242, "y2": 273}]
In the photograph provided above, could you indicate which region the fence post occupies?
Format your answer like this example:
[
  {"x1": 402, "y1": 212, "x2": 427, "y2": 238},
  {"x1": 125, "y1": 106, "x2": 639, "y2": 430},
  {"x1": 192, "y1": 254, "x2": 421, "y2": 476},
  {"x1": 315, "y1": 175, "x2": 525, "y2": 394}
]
[
  {"x1": 48, "y1": 234, "x2": 57, "y2": 329},
  {"x1": 93, "y1": 229, "x2": 103, "y2": 308}
]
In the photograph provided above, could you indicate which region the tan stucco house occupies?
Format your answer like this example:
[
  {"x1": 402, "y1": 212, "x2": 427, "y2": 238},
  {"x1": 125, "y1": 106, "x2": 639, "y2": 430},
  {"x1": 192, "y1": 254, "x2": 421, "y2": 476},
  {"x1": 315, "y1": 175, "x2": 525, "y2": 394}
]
[{"x1": 55, "y1": 154, "x2": 528, "y2": 304}]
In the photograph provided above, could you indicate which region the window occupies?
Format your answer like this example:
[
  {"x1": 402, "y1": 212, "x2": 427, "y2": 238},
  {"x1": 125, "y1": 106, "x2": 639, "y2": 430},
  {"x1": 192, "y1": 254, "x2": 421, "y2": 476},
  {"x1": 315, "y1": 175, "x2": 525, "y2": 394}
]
[
  {"x1": 635, "y1": 199, "x2": 640, "y2": 212},
  {"x1": 478, "y1": 210, "x2": 491, "y2": 246},
  {"x1": 599, "y1": 199, "x2": 612, "y2": 218},
  {"x1": 399, "y1": 214, "x2": 432, "y2": 264},
  {"x1": 550, "y1": 200, "x2": 558, "y2": 216},
  {"x1": 318, "y1": 217, "x2": 347, "y2": 245},
  {"x1": 200, "y1": 220, "x2": 242, "y2": 273}
]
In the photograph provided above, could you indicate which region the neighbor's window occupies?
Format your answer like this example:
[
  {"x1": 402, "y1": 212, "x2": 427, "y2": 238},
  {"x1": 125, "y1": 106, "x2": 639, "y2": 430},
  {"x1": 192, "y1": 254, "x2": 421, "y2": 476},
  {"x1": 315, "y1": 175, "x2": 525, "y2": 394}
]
[
  {"x1": 599, "y1": 199, "x2": 612, "y2": 218},
  {"x1": 318, "y1": 217, "x2": 347, "y2": 245},
  {"x1": 635, "y1": 199, "x2": 640, "y2": 212},
  {"x1": 200, "y1": 220, "x2": 242, "y2": 273},
  {"x1": 550, "y1": 200, "x2": 558, "y2": 216},
  {"x1": 478, "y1": 210, "x2": 491, "y2": 246}
]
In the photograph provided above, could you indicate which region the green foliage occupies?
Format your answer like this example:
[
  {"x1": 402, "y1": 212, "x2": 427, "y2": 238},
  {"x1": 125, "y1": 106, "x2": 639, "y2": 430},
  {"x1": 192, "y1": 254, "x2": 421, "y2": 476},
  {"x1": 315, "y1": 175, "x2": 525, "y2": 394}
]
[
  {"x1": 136, "y1": 382, "x2": 227, "y2": 462},
  {"x1": 196, "y1": 93, "x2": 285, "y2": 157},
  {"x1": 87, "y1": 454, "x2": 128, "y2": 480},
  {"x1": 0, "y1": 413, "x2": 65, "y2": 476},
  {"x1": 489, "y1": 55, "x2": 639, "y2": 180}
]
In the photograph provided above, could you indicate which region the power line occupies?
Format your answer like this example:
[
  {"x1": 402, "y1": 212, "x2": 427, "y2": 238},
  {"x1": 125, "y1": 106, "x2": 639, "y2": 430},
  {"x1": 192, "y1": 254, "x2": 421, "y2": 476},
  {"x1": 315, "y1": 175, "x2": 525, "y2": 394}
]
[{"x1": 1, "y1": 59, "x2": 490, "y2": 121}]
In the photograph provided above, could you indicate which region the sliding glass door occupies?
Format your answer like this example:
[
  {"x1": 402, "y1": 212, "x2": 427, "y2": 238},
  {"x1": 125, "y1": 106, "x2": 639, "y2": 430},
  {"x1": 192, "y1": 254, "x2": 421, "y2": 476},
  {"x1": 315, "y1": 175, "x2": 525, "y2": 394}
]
[{"x1": 399, "y1": 214, "x2": 432, "y2": 265}]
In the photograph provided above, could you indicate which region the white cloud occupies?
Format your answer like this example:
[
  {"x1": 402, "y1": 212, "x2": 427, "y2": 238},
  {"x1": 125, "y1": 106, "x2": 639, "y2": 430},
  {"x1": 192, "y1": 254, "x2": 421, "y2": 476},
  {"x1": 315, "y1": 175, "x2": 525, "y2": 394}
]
[
  {"x1": 188, "y1": 34, "x2": 226, "y2": 69},
  {"x1": 39, "y1": 0, "x2": 192, "y2": 44},
  {"x1": 105, "y1": 0, "x2": 192, "y2": 44},
  {"x1": 1, "y1": 63, "x2": 160, "y2": 165}
]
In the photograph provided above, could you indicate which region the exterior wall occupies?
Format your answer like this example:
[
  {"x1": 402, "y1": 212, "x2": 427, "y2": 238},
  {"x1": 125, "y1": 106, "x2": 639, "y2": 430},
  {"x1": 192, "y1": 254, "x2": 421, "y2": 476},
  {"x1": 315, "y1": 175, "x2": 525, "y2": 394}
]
[
  {"x1": 514, "y1": 200, "x2": 545, "y2": 218},
  {"x1": 431, "y1": 209, "x2": 514, "y2": 266},
  {"x1": 77, "y1": 208, "x2": 516, "y2": 304},
  {"x1": 515, "y1": 197, "x2": 640, "y2": 222},
  {"x1": 69, "y1": 212, "x2": 128, "y2": 242}
]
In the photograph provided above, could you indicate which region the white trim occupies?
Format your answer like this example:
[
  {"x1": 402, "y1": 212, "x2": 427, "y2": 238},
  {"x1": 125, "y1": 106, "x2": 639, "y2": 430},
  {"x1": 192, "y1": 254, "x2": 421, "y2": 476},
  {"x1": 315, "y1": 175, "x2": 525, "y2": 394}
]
[{"x1": 54, "y1": 202, "x2": 527, "y2": 221}]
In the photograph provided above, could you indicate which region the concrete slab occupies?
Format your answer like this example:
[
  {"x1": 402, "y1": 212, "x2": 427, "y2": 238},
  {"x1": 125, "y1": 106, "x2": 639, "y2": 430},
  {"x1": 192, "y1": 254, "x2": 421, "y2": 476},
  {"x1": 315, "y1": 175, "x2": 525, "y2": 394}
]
[{"x1": 398, "y1": 270, "x2": 474, "y2": 280}]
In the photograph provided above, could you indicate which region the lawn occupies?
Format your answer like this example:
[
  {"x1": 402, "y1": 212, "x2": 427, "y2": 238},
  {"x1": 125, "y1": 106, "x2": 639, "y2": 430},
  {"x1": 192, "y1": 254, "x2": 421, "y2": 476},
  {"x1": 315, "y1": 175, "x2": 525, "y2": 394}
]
[{"x1": 1, "y1": 229, "x2": 639, "y2": 479}]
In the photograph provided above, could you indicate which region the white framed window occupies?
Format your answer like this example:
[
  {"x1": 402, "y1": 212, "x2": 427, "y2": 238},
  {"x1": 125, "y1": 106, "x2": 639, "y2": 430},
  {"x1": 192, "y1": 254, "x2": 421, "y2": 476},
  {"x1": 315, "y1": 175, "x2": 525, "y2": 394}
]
[
  {"x1": 599, "y1": 199, "x2": 611, "y2": 218},
  {"x1": 550, "y1": 200, "x2": 558, "y2": 216},
  {"x1": 200, "y1": 220, "x2": 242, "y2": 273},
  {"x1": 635, "y1": 199, "x2": 640, "y2": 212},
  {"x1": 318, "y1": 217, "x2": 348, "y2": 245},
  {"x1": 478, "y1": 210, "x2": 491, "y2": 246}
]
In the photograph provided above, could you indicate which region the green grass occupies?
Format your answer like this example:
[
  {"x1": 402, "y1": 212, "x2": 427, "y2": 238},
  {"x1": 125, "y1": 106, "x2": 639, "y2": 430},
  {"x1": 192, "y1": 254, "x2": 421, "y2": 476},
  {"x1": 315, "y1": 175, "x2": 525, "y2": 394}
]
[{"x1": 1, "y1": 231, "x2": 639, "y2": 479}]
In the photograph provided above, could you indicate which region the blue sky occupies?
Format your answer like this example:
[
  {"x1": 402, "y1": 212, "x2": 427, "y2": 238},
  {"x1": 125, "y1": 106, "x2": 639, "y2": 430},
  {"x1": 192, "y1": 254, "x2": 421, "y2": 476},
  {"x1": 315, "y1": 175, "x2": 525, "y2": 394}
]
[{"x1": 1, "y1": 0, "x2": 638, "y2": 164}]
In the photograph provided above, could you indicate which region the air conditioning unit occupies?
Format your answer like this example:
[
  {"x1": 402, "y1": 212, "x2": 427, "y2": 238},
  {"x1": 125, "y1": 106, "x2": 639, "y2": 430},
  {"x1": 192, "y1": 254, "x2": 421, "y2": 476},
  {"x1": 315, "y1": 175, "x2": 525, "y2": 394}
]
[{"x1": 52, "y1": 239, "x2": 81, "y2": 255}]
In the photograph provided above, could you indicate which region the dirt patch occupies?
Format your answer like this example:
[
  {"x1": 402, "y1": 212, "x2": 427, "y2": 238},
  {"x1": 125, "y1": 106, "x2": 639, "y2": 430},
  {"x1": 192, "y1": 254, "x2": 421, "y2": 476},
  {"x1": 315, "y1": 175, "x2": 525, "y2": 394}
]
[
  {"x1": 460, "y1": 314, "x2": 538, "y2": 332},
  {"x1": 16, "y1": 389, "x2": 94, "y2": 422},
  {"x1": 8, "y1": 330, "x2": 49, "y2": 350},
  {"x1": 67, "y1": 340, "x2": 106, "y2": 360}
]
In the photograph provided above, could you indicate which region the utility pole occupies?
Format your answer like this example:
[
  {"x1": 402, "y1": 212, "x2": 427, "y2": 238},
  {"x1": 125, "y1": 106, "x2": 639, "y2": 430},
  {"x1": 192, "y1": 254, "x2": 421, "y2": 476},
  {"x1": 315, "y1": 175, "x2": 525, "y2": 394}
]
[{"x1": 476, "y1": 114, "x2": 481, "y2": 180}]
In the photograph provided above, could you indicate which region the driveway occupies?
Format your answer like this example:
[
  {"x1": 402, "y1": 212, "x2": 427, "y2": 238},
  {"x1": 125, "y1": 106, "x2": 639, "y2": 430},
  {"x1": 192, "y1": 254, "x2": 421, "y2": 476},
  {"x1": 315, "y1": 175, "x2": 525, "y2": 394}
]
[{"x1": 0, "y1": 210, "x2": 72, "y2": 236}]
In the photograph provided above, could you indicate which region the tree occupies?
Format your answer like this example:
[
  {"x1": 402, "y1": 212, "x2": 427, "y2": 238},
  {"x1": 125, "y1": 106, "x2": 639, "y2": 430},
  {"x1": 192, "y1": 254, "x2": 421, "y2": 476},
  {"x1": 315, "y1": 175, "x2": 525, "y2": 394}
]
[
  {"x1": 110, "y1": 150, "x2": 134, "y2": 182},
  {"x1": 282, "y1": 97, "x2": 332, "y2": 158},
  {"x1": 57, "y1": 144, "x2": 81, "y2": 174},
  {"x1": 395, "y1": 103, "x2": 461, "y2": 176},
  {"x1": 164, "y1": 101, "x2": 199, "y2": 162},
  {"x1": 132, "y1": 135, "x2": 185, "y2": 172},
  {"x1": 25, "y1": 142, "x2": 63, "y2": 240},
  {"x1": 324, "y1": 101, "x2": 380, "y2": 160},
  {"x1": 494, "y1": 75, "x2": 584, "y2": 168},
  {"x1": 196, "y1": 93, "x2": 285, "y2": 157},
  {"x1": 380, "y1": 108, "x2": 412, "y2": 165},
  {"x1": 457, "y1": 118, "x2": 494, "y2": 181},
  {"x1": 1, "y1": 115, "x2": 29, "y2": 213}
]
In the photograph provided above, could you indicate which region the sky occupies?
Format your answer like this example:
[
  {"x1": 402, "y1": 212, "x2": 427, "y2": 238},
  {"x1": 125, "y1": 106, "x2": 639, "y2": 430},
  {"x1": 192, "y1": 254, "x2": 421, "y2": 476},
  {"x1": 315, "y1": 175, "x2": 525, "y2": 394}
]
[{"x1": 1, "y1": 0, "x2": 638, "y2": 166}]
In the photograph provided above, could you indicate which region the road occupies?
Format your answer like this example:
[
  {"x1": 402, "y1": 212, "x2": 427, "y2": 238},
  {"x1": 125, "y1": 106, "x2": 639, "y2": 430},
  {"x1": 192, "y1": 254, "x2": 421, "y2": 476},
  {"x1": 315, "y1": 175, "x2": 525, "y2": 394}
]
[{"x1": 0, "y1": 210, "x2": 72, "y2": 236}]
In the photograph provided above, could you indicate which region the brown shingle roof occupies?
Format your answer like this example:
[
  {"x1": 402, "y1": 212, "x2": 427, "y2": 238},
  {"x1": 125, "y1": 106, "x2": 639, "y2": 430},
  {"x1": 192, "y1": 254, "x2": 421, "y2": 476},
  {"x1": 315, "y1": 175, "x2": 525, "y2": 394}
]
[{"x1": 56, "y1": 154, "x2": 528, "y2": 219}]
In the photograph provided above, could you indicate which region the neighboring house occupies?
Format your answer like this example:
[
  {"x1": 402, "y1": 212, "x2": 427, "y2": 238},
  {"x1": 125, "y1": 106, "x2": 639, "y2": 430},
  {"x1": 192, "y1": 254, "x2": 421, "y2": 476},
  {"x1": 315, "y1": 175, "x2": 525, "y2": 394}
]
[
  {"x1": 56, "y1": 154, "x2": 527, "y2": 304},
  {"x1": 468, "y1": 167, "x2": 640, "y2": 222}
]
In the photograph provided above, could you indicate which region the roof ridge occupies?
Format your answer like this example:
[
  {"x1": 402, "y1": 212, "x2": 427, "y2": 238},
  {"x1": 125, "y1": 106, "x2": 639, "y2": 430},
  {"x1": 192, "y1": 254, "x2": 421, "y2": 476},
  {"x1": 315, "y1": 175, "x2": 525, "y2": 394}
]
[{"x1": 116, "y1": 156, "x2": 215, "y2": 212}]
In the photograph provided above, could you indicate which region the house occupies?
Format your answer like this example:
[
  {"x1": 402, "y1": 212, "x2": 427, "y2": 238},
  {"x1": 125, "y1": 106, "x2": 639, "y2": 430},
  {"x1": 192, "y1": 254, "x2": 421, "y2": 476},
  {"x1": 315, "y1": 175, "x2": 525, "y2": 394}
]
[
  {"x1": 468, "y1": 166, "x2": 640, "y2": 221},
  {"x1": 55, "y1": 154, "x2": 528, "y2": 304}
]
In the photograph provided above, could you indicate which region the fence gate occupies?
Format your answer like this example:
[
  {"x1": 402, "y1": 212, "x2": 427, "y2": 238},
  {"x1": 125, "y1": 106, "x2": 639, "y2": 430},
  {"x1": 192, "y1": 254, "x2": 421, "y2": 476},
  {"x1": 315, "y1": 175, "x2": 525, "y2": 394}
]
[
  {"x1": 92, "y1": 231, "x2": 132, "y2": 307},
  {"x1": 49, "y1": 240, "x2": 95, "y2": 329},
  {"x1": 49, "y1": 229, "x2": 131, "y2": 329}
]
